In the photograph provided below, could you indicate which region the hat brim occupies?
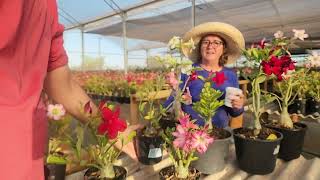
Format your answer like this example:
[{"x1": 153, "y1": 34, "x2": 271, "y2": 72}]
[{"x1": 182, "y1": 22, "x2": 245, "y2": 64}]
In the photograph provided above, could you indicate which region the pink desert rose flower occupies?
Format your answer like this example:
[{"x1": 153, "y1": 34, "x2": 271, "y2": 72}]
[
  {"x1": 172, "y1": 125, "x2": 191, "y2": 152},
  {"x1": 47, "y1": 104, "x2": 66, "y2": 120},
  {"x1": 191, "y1": 130, "x2": 214, "y2": 154},
  {"x1": 178, "y1": 114, "x2": 198, "y2": 129}
]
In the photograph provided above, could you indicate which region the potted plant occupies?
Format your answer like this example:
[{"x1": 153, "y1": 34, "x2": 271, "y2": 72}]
[
  {"x1": 306, "y1": 70, "x2": 320, "y2": 116},
  {"x1": 134, "y1": 76, "x2": 167, "y2": 165},
  {"x1": 84, "y1": 75, "x2": 108, "y2": 101},
  {"x1": 233, "y1": 32, "x2": 291, "y2": 174},
  {"x1": 261, "y1": 30, "x2": 309, "y2": 161},
  {"x1": 82, "y1": 101, "x2": 135, "y2": 179},
  {"x1": 160, "y1": 113, "x2": 213, "y2": 179},
  {"x1": 191, "y1": 80, "x2": 230, "y2": 174},
  {"x1": 45, "y1": 104, "x2": 70, "y2": 180},
  {"x1": 288, "y1": 68, "x2": 310, "y2": 115}
]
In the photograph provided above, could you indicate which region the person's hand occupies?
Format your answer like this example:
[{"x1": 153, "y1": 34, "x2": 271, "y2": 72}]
[
  {"x1": 231, "y1": 93, "x2": 245, "y2": 109},
  {"x1": 115, "y1": 124, "x2": 143, "y2": 161}
]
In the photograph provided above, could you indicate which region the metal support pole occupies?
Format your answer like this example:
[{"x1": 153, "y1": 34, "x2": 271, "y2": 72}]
[
  {"x1": 191, "y1": 0, "x2": 196, "y2": 27},
  {"x1": 146, "y1": 49, "x2": 150, "y2": 67},
  {"x1": 122, "y1": 12, "x2": 128, "y2": 74},
  {"x1": 81, "y1": 27, "x2": 85, "y2": 70}
]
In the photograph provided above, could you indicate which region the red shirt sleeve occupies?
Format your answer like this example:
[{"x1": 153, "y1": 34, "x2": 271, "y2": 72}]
[{"x1": 47, "y1": 0, "x2": 68, "y2": 72}]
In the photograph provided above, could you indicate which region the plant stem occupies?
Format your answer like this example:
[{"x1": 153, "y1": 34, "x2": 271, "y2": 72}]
[
  {"x1": 252, "y1": 78, "x2": 262, "y2": 131},
  {"x1": 100, "y1": 163, "x2": 115, "y2": 179},
  {"x1": 280, "y1": 105, "x2": 293, "y2": 128},
  {"x1": 176, "y1": 160, "x2": 189, "y2": 179}
]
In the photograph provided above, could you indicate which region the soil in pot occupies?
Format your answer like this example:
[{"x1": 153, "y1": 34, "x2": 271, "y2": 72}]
[
  {"x1": 84, "y1": 166, "x2": 127, "y2": 180},
  {"x1": 264, "y1": 122, "x2": 307, "y2": 161},
  {"x1": 44, "y1": 163, "x2": 66, "y2": 180},
  {"x1": 159, "y1": 113, "x2": 177, "y2": 130},
  {"x1": 134, "y1": 128, "x2": 164, "y2": 165},
  {"x1": 159, "y1": 166, "x2": 201, "y2": 180},
  {"x1": 233, "y1": 127, "x2": 283, "y2": 175}
]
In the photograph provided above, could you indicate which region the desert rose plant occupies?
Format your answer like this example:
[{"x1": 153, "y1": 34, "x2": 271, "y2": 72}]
[
  {"x1": 82, "y1": 101, "x2": 135, "y2": 179},
  {"x1": 242, "y1": 29, "x2": 308, "y2": 131},
  {"x1": 46, "y1": 104, "x2": 70, "y2": 164},
  {"x1": 161, "y1": 113, "x2": 213, "y2": 178}
]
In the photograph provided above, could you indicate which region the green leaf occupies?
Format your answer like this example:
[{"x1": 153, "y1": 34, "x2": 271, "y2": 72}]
[{"x1": 46, "y1": 155, "x2": 67, "y2": 164}]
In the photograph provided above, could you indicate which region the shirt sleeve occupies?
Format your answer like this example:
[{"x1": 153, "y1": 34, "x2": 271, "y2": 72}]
[
  {"x1": 225, "y1": 70, "x2": 244, "y2": 117},
  {"x1": 47, "y1": 0, "x2": 68, "y2": 72}
]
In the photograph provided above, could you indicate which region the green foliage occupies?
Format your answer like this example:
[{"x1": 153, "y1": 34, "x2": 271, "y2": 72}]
[
  {"x1": 193, "y1": 82, "x2": 224, "y2": 123},
  {"x1": 307, "y1": 71, "x2": 320, "y2": 101}
]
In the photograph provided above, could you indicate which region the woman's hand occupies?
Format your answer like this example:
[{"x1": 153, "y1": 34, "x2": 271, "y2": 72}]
[{"x1": 231, "y1": 93, "x2": 245, "y2": 109}]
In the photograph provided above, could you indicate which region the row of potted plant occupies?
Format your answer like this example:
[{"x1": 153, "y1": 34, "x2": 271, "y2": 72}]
[{"x1": 45, "y1": 29, "x2": 319, "y2": 180}]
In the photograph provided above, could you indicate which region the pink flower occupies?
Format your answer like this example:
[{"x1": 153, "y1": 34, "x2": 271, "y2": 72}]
[
  {"x1": 172, "y1": 125, "x2": 191, "y2": 152},
  {"x1": 212, "y1": 72, "x2": 227, "y2": 86},
  {"x1": 190, "y1": 130, "x2": 214, "y2": 154},
  {"x1": 47, "y1": 104, "x2": 66, "y2": 120},
  {"x1": 178, "y1": 114, "x2": 198, "y2": 129}
]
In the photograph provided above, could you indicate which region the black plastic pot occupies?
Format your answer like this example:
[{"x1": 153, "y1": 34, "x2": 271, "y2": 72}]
[
  {"x1": 84, "y1": 166, "x2": 127, "y2": 180},
  {"x1": 265, "y1": 123, "x2": 307, "y2": 161},
  {"x1": 159, "y1": 165, "x2": 200, "y2": 180},
  {"x1": 134, "y1": 129, "x2": 164, "y2": 165},
  {"x1": 306, "y1": 98, "x2": 320, "y2": 115},
  {"x1": 44, "y1": 163, "x2": 66, "y2": 180},
  {"x1": 288, "y1": 99, "x2": 307, "y2": 115},
  {"x1": 233, "y1": 128, "x2": 283, "y2": 175},
  {"x1": 124, "y1": 97, "x2": 130, "y2": 104}
]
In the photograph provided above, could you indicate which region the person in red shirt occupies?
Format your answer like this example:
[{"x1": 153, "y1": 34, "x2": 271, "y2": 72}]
[{"x1": 0, "y1": 0, "x2": 137, "y2": 179}]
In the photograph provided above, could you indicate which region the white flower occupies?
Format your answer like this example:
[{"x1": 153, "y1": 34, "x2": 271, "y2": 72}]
[
  {"x1": 168, "y1": 36, "x2": 181, "y2": 50},
  {"x1": 181, "y1": 62, "x2": 193, "y2": 75},
  {"x1": 306, "y1": 52, "x2": 320, "y2": 67},
  {"x1": 274, "y1": 30, "x2": 284, "y2": 39},
  {"x1": 183, "y1": 38, "x2": 196, "y2": 53},
  {"x1": 47, "y1": 104, "x2": 66, "y2": 120},
  {"x1": 292, "y1": 29, "x2": 308, "y2": 41}
]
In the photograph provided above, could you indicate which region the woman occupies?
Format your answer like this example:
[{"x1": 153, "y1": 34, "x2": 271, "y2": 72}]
[{"x1": 165, "y1": 22, "x2": 245, "y2": 128}]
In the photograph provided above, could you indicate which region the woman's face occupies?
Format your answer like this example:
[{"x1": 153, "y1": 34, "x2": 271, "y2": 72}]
[{"x1": 200, "y1": 35, "x2": 225, "y2": 64}]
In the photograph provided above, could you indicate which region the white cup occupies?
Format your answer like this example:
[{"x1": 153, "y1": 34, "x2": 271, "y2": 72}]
[{"x1": 225, "y1": 87, "x2": 243, "y2": 107}]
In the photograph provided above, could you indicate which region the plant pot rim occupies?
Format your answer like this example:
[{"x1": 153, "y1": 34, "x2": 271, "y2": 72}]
[
  {"x1": 233, "y1": 127, "x2": 283, "y2": 143},
  {"x1": 264, "y1": 122, "x2": 307, "y2": 132},
  {"x1": 213, "y1": 128, "x2": 232, "y2": 142}
]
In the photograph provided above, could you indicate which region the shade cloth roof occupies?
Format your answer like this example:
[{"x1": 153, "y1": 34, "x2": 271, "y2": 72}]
[{"x1": 59, "y1": 0, "x2": 320, "y2": 51}]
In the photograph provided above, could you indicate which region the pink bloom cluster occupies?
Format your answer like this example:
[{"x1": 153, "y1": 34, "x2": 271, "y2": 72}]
[{"x1": 172, "y1": 115, "x2": 214, "y2": 154}]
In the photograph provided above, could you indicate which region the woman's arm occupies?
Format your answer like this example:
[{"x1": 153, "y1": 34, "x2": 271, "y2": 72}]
[{"x1": 44, "y1": 65, "x2": 96, "y2": 123}]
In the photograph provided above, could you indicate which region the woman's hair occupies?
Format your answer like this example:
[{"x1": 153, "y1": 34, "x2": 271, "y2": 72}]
[{"x1": 197, "y1": 34, "x2": 228, "y2": 66}]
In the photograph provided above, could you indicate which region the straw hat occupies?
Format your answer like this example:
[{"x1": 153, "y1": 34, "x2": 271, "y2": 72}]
[{"x1": 182, "y1": 22, "x2": 245, "y2": 64}]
